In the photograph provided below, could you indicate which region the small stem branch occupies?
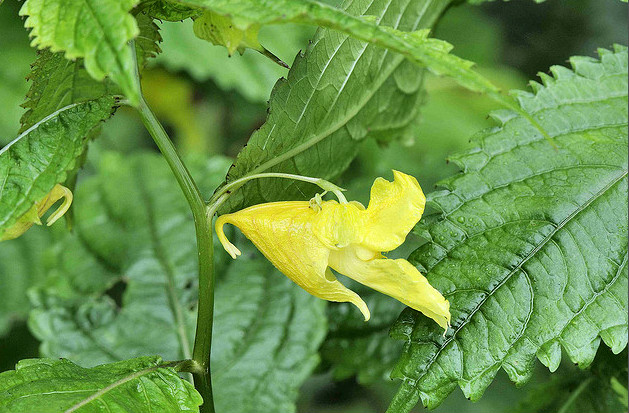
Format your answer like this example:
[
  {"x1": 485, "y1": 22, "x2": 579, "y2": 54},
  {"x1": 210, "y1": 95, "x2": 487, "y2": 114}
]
[
  {"x1": 130, "y1": 41, "x2": 215, "y2": 413},
  {"x1": 207, "y1": 172, "x2": 347, "y2": 213}
]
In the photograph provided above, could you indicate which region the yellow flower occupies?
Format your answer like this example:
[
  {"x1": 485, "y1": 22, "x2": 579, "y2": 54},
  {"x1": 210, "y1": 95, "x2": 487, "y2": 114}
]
[
  {"x1": 216, "y1": 171, "x2": 450, "y2": 330},
  {"x1": 1, "y1": 184, "x2": 72, "y2": 241}
]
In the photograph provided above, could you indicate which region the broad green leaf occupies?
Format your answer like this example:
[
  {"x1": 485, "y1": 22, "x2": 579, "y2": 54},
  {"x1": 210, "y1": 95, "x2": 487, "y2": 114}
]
[
  {"x1": 173, "y1": 0, "x2": 503, "y2": 99},
  {"x1": 19, "y1": 0, "x2": 141, "y2": 105},
  {"x1": 0, "y1": 356, "x2": 202, "y2": 412},
  {"x1": 28, "y1": 152, "x2": 327, "y2": 413},
  {"x1": 0, "y1": 227, "x2": 50, "y2": 336},
  {"x1": 387, "y1": 46, "x2": 628, "y2": 411},
  {"x1": 0, "y1": 98, "x2": 115, "y2": 241},
  {"x1": 213, "y1": 0, "x2": 451, "y2": 213}
]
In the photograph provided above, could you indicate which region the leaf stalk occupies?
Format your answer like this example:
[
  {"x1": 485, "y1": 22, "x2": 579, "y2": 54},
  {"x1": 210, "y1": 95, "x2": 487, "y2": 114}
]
[{"x1": 207, "y1": 171, "x2": 347, "y2": 214}]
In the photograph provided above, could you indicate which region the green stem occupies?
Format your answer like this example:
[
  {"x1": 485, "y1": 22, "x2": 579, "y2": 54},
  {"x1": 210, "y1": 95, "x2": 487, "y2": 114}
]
[{"x1": 130, "y1": 41, "x2": 215, "y2": 413}]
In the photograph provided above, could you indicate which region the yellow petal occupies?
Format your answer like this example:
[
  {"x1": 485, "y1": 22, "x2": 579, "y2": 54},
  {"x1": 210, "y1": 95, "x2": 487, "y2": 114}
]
[
  {"x1": 328, "y1": 246, "x2": 450, "y2": 330},
  {"x1": 1, "y1": 184, "x2": 73, "y2": 241},
  {"x1": 362, "y1": 170, "x2": 425, "y2": 252},
  {"x1": 215, "y1": 201, "x2": 370, "y2": 320},
  {"x1": 311, "y1": 200, "x2": 365, "y2": 249}
]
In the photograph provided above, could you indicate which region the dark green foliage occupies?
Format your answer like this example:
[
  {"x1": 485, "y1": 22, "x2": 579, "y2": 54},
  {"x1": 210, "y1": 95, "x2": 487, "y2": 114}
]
[
  {"x1": 322, "y1": 285, "x2": 404, "y2": 384},
  {"x1": 0, "y1": 13, "x2": 162, "y2": 242}
]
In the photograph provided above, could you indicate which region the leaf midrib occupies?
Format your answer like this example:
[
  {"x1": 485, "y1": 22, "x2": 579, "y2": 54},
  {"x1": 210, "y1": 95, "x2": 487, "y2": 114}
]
[
  {"x1": 63, "y1": 365, "x2": 161, "y2": 413},
  {"x1": 408, "y1": 168, "x2": 628, "y2": 388}
]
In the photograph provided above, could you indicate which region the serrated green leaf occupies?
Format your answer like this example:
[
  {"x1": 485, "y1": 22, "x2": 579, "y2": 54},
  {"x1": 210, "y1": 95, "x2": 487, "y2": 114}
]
[
  {"x1": 212, "y1": 0, "x2": 450, "y2": 213},
  {"x1": 27, "y1": 152, "x2": 327, "y2": 413},
  {"x1": 0, "y1": 98, "x2": 116, "y2": 241},
  {"x1": 19, "y1": 52, "x2": 114, "y2": 132},
  {"x1": 19, "y1": 0, "x2": 141, "y2": 105},
  {"x1": 1, "y1": 14, "x2": 161, "y2": 242},
  {"x1": 135, "y1": 13, "x2": 163, "y2": 68},
  {"x1": 387, "y1": 46, "x2": 628, "y2": 411},
  {"x1": 0, "y1": 356, "x2": 202, "y2": 413},
  {"x1": 20, "y1": 13, "x2": 160, "y2": 132}
]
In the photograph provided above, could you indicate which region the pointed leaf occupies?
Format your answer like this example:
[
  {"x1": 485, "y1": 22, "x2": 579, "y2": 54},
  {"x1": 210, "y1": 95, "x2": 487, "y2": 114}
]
[
  {"x1": 174, "y1": 0, "x2": 501, "y2": 96},
  {"x1": 0, "y1": 14, "x2": 161, "y2": 241},
  {"x1": 19, "y1": 0, "x2": 141, "y2": 104},
  {"x1": 20, "y1": 13, "x2": 161, "y2": 131}
]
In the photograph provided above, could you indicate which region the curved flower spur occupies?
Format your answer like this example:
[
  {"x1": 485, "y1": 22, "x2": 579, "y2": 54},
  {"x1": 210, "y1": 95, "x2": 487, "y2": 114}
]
[{"x1": 216, "y1": 171, "x2": 451, "y2": 330}]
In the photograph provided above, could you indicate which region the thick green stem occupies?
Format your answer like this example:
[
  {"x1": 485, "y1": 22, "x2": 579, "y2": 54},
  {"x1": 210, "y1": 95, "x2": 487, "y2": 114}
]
[
  {"x1": 191, "y1": 216, "x2": 216, "y2": 413},
  {"x1": 131, "y1": 41, "x2": 215, "y2": 413},
  {"x1": 137, "y1": 98, "x2": 216, "y2": 413}
]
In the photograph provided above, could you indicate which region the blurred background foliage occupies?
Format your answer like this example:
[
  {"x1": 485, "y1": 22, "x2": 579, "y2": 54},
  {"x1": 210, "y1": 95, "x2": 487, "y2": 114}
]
[{"x1": 0, "y1": 0, "x2": 627, "y2": 412}]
